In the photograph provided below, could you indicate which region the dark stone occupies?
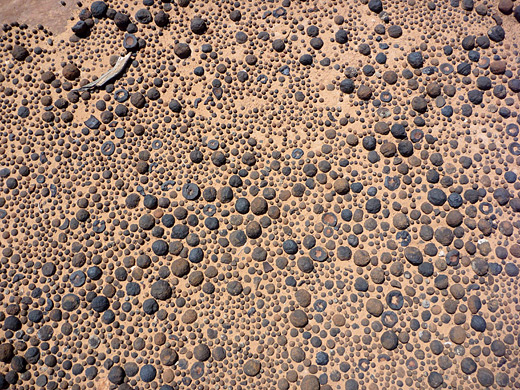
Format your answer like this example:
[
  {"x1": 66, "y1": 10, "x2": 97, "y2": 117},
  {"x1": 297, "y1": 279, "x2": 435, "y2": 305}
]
[
  {"x1": 368, "y1": 0, "x2": 383, "y2": 13},
  {"x1": 299, "y1": 54, "x2": 313, "y2": 66},
  {"x1": 357, "y1": 85, "x2": 373, "y2": 100},
  {"x1": 174, "y1": 43, "x2": 191, "y2": 59},
  {"x1": 366, "y1": 198, "x2": 381, "y2": 213},
  {"x1": 135, "y1": 9, "x2": 152, "y2": 23},
  {"x1": 63, "y1": 64, "x2": 80, "y2": 80},
  {"x1": 398, "y1": 140, "x2": 414, "y2": 157},
  {"x1": 182, "y1": 183, "x2": 200, "y2": 200},
  {"x1": 12, "y1": 45, "x2": 29, "y2": 61},
  {"x1": 493, "y1": 188, "x2": 510, "y2": 205},
  {"x1": 477, "y1": 368, "x2": 494, "y2": 387},
  {"x1": 387, "y1": 25, "x2": 402, "y2": 38},
  {"x1": 428, "y1": 372, "x2": 443, "y2": 388},
  {"x1": 114, "y1": 12, "x2": 130, "y2": 29},
  {"x1": 72, "y1": 20, "x2": 89, "y2": 36},
  {"x1": 152, "y1": 240, "x2": 168, "y2": 256},
  {"x1": 488, "y1": 25, "x2": 505, "y2": 42},
  {"x1": 191, "y1": 17, "x2": 207, "y2": 34},
  {"x1": 428, "y1": 188, "x2": 447, "y2": 206},
  {"x1": 412, "y1": 96, "x2": 427, "y2": 112},
  {"x1": 290, "y1": 310, "x2": 308, "y2": 327},
  {"x1": 345, "y1": 379, "x2": 359, "y2": 390},
  {"x1": 462, "y1": 35, "x2": 475, "y2": 50},
  {"x1": 62, "y1": 294, "x2": 80, "y2": 311},
  {"x1": 143, "y1": 298, "x2": 159, "y2": 314},
  {"x1": 283, "y1": 240, "x2": 298, "y2": 255},
  {"x1": 150, "y1": 280, "x2": 172, "y2": 300},
  {"x1": 243, "y1": 359, "x2": 261, "y2": 376},
  {"x1": 468, "y1": 89, "x2": 483, "y2": 104},
  {"x1": 470, "y1": 315, "x2": 486, "y2": 332},
  {"x1": 404, "y1": 247, "x2": 423, "y2": 265},
  {"x1": 505, "y1": 263, "x2": 519, "y2": 277},
  {"x1": 335, "y1": 29, "x2": 348, "y2": 43},
  {"x1": 154, "y1": 11, "x2": 169, "y2": 27},
  {"x1": 301, "y1": 375, "x2": 320, "y2": 390},
  {"x1": 108, "y1": 366, "x2": 125, "y2": 385},
  {"x1": 339, "y1": 79, "x2": 355, "y2": 94},
  {"x1": 273, "y1": 39, "x2": 285, "y2": 52},
  {"x1": 90, "y1": 1, "x2": 108, "y2": 18},
  {"x1": 91, "y1": 296, "x2": 109, "y2": 312},
  {"x1": 227, "y1": 281, "x2": 243, "y2": 296},
  {"x1": 230, "y1": 230, "x2": 247, "y2": 246},
  {"x1": 354, "y1": 277, "x2": 368, "y2": 292},
  {"x1": 386, "y1": 290, "x2": 403, "y2": 310},
  {"x1": 435, "y1": 227, "x2": 454, "y2": 246},
  {"x1": 472, "y1": 258, "x2": 489, "y2": 276},
  {"x1": 381, "y1": 330, "x2": 398, "y2": 350},
  {"x1": 461, "y1": 357, "x2": 477, "y2": 374},
  {"x1": 407, "y1": 52, "x2": 423, "y2": 68},
  {"x1": 130, "y1": 92, "x2": 145, "y2": 108},
  {"x1": 0, "y1": 344, "x2": 14, "y2": 363},
  {"x1": 140, "y1": 365, "x2": 156, "y2": 382},
  {"x1": 337, "y1": 246, "x2": 352, "y2": 261},
  {"x1": 297, "y1": 256, "x2": 314, "y2": 273}
]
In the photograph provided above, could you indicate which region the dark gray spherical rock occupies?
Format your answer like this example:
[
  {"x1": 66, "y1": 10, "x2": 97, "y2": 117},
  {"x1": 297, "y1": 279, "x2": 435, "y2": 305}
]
[
  {"x1": 428, "y1": 188, "x2": 447, "y2": 206},
  {"x1": 63, "y1": 64, "x2": 80, "y2": 80},
  {"x1": 368, "y1": 0, "x2": 383, "y2": 13},
  {"x1": 174, "y1": 43, "x2": 191, "y2": 58},
  {"x1": 90, "y1": 1, "x2": 108, "y2": 18},
  {"x1": 460, "y1": 357, "x2": 477, "y2": 374},
  {"x1": 381, "y1": 330, "x2": 398, "y2": 350},
  {"x1": 154, "y1": 11, "x2": 169, "y2": 27},
  {"x1": 160, "y1": 348, "x2": 178, "y2": 366},
  {"x1": 477, "y1": 368, "x2": 494, "y2": 387},
  {"x1": 135, "y1": 8, "x2": 152, "y2": 23},
  {"x1": 404, "y1": 247, "x2": 423, "y2": 265},
  {"x1": 340, "y1": 79, "x2": 355, "y2": 94},
  {"x1": 387, "y1": 25, "x2": 402, "y2": 38},
  {"x1": 427, "y1": 372, "x2": 443, "y2": 388},
  {"x1": 230, "y1": 230, "x2": 247, "y2": 246},
  {"x1": 152, "y1": 240, "x2": 169, "y2": 256},
  {"x1": 488, "y1": 25, "x2": 505, "y2": 42},
  {"x1": 0, "y1": 344, "x2": 14, "y2": 363},
  {"x1": 190, "y1": 17, "x2": 207, "y2": 34},
  {"x1": 227, "y1": 281, "x2": 243, "y2": 296},
  {"x1": 194, "y1": 344, "x2": 211, "y2": 361},
  {"x1": 365, "y1": 198, "x2": 381, "y2": 213},
  {"x1": 91, "y1": 296, "x2": 109, "y2": 312},
  {"x1": 345, "y1": 379, "x2": 359, "y2": 390},
  {"x1": 151, "y1": 280, "x2": 172, "y2": 300},
  {"x1": 470, "y1": 315, "x2": 486, "y2": 332},
  {"x1": 407, "y1": 52, "x2": 423, "y2": 68},
  {"x1": 108, "y1": 366, "x2": 125, "y2": 385},
  {"x1": 140, "y1": 364, "x2": 156, "y2": 382}
]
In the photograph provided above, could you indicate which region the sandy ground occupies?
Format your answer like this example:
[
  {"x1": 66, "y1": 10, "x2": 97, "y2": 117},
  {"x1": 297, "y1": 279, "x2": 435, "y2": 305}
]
[
  {"x1": 0, "y1": 0, "x2": 77, "y2": 34},
  {"x1": 0, "y1": 0, "x2": 519, "y2": 390}
]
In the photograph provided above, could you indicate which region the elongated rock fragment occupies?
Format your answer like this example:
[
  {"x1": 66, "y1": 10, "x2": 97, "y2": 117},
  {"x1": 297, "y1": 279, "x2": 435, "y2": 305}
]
[{"x1": 73, "y1": 52, "x2": 132, "y2": 92}]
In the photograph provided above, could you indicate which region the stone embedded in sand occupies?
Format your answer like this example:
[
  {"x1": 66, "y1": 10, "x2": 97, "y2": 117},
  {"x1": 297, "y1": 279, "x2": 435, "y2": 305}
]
[
  {"x1": 449, "y1": 326, "x2": 466, "y2": 344},
  {"x1": 0, "y1": 1, "x2": 518, "y2": 388},
  {"x1": 243, "y1": 359, "x2": 261, "y2": 376},
  {"x1": 62, "y1": 64, "x2": 80, "y2": 80},
  {"x1": 12, "y1": 45, "x2": 29, "y2": 61},
  {"x1": 300, "y1": 375, "x2": 320, "y2": 390},
  {"x1": 191, "y1": 17, "x2": 207, "y2": 34},
  {"x1": 174, "y1": 43, "x2": 191, "y2": 58},
  {"x1": 290, "y1": 309, "x2": 308, "y2": 328}
]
